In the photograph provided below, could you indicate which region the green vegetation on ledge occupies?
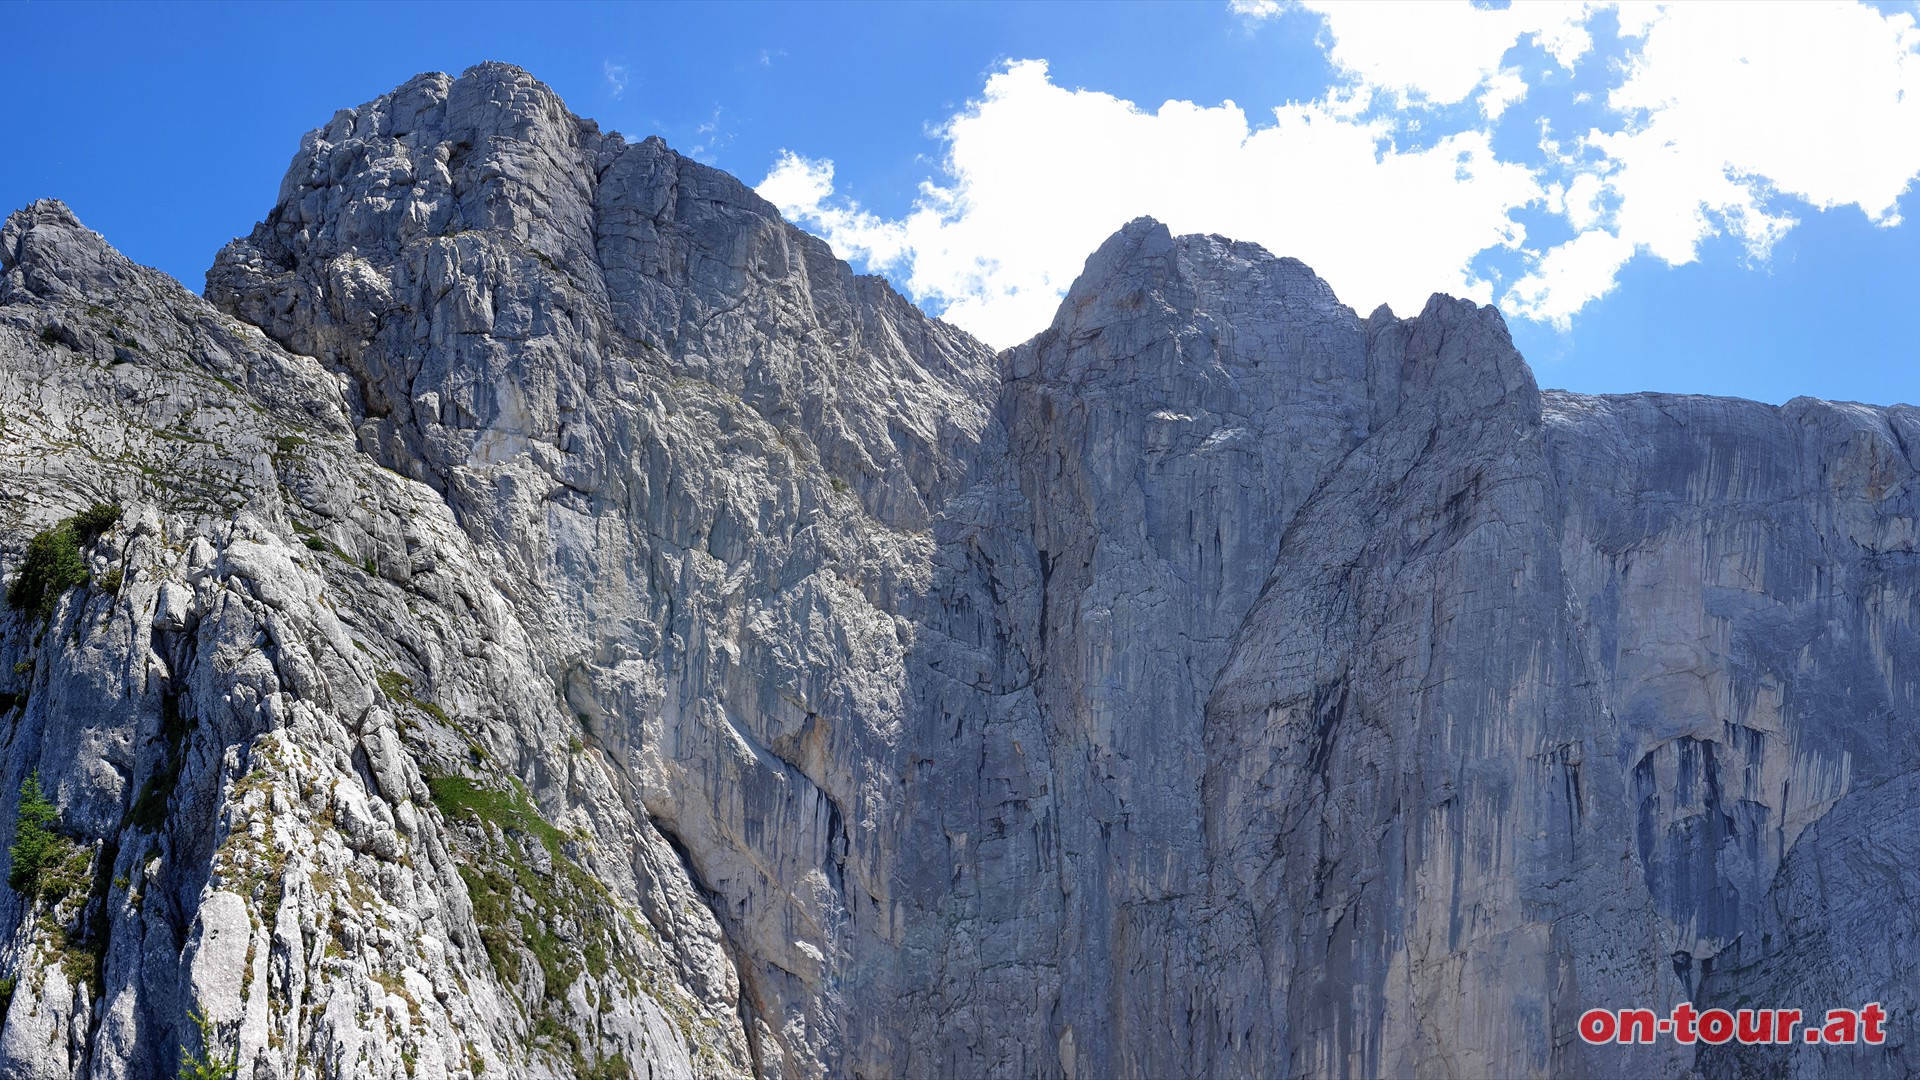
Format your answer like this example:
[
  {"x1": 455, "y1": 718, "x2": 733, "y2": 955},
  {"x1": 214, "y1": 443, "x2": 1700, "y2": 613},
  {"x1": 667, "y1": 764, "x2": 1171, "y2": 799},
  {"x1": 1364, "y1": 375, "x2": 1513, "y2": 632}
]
[
  {"x1": 429, "y1": 772, "x2": 646, "y2": 1077},
  {"x1": 427, "y1": 775, "x2": 565, "y2": 855},
  {"x1": 6, "y1": 772, "x2": 106, "y2": 991},
  {"x1": 378, "y1": 669, "x2": 453, "y2": 725},
  {"x1": 5, "y1": 502, "x2": 120, "y2": 622}
]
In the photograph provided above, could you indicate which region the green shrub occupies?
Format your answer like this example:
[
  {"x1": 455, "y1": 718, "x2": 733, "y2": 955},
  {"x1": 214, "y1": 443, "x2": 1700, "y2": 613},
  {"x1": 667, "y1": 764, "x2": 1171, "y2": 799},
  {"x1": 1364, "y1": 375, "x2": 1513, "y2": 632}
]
[
  {"x1": 6, "y1": 504, "x2": 118, "y2": 622},
  {"x1": 70, "y1": 503, "x2": 120, "y2": 544},
  {"x1": 9, "y1": 773, "x2": 61, "y2": 892},
  {"x1": 128, "y1": 774, "x2": 175, "y2": 833},
  {"x1": 378, "y1": 670, "x2": 452, "y2": 724},
  {"x1": 427, "y1": 776, "x2": 566, "y2": 855},
  {"x1": 7, "y1": 526, "x2": 86, "y2": 622},
  {"x1": 178, "y1": 1007, "x2": 238, "y2": 1079}
]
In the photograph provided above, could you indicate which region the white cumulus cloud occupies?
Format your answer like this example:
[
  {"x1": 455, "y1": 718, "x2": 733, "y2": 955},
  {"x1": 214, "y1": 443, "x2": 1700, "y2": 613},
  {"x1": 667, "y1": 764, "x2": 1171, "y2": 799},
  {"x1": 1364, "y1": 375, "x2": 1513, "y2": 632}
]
[
  {"x1": 1227, "y1": 0, "x2": 1283, "y2": 18},
  {"x1": 758, "y1": 3, "x2": 1920, "y2": 345},
  {"x1": 1503, "y1": 228, "x2": 1634, "y2": 327},
  {"x1": 761, "y1": 59, "x2": 1540, "y2": 347},
  {"x1": 1298, "y1": 0, "x2": 1596, "y2": 107},
  {"x1": 758, "y1": 153, "x2": 911, "y2": 270},
  {"x1": 1507, "y1": 1, "x2": 1920, "y2": 325}
]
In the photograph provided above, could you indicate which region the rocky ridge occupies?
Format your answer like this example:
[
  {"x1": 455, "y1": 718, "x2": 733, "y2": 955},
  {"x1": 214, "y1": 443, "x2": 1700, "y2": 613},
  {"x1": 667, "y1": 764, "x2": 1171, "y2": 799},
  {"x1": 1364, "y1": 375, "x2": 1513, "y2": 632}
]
[{"x1": 0, "y1": 61, "x2": 1914, "y2": 1080}]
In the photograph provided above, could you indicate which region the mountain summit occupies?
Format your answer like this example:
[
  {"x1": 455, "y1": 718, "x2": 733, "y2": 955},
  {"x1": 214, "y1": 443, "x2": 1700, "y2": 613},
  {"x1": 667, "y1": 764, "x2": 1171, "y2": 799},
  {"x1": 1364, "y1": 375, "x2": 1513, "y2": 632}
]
[{"x1": 0, "y1": 62, "x2": 1914, "y2": 1080}]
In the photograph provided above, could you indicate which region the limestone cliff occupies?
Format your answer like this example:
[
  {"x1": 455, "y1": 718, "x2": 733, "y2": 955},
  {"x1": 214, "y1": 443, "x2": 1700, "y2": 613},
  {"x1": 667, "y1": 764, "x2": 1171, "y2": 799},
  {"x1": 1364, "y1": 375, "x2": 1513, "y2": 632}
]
[{"x1": 0, "y1": 62, "x2": 1913, "y2": 1079}]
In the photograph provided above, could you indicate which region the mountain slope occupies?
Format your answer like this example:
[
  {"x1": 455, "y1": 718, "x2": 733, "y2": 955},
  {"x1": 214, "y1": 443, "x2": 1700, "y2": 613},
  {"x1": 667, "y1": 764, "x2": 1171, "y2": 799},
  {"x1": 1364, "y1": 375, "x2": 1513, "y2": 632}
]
[
  {"x1": 0, "y1": 199, "x2": 750, "y2": 1078},
  {"x1": 0, "y1": 62, "x2": 1915, "y2": 1080},
  {"x1": 204, "y1": 62, "x2": 1001, "y2": 1078}
]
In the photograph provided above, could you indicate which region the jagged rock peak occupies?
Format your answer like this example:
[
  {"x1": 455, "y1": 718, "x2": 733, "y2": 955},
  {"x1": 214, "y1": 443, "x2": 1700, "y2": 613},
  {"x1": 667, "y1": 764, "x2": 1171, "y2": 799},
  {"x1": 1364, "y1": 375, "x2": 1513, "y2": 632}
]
[
  {"x1": 299, "y1": 62, "x2": 600, "y2": 160},
  {"x1": 0, "y1": 199, "x2": 149, "y2": 303},
  {"x1": 1063, "y1": 215, "x2": 1349, "y2": 314},
  {"x1": 207, "y1": 61, "x2": 998, "y2": 531},
  {"x1": 1015, "y1": 215, "x2": 1352, "y2": 381},
  {"x1": 210, "y1": 60, "x2": 783, "y2": 298},
  {"x1": 0, "y1": 197, "x2": 86, "y2": 261}
]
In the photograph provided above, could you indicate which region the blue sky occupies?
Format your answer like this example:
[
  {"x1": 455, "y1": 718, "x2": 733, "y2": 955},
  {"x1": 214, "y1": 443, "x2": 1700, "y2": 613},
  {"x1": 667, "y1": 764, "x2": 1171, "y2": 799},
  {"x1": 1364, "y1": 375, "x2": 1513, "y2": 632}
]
[{"x1": 6, "y1": 1, "x2": 1920, "y2": 407}]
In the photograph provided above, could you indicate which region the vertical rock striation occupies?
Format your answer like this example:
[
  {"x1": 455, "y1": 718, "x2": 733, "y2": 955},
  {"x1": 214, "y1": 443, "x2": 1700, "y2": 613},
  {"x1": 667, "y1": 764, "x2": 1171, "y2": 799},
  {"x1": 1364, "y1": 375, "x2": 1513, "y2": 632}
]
[
  {"x1": 0, "y1": 197, "x2": 751, "y2": 1079},
  {"x1": 204, "y1": 63, "x2": 1000, "y2": 1078},
  {"x1": 0, "y1": 61, "x2": 1914, "y2": 1079}
]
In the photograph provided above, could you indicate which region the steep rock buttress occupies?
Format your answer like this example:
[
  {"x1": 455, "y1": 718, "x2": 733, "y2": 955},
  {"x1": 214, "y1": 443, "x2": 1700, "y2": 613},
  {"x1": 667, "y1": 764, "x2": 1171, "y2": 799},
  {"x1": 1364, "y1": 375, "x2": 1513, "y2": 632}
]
[{"x1": 0, "y1": 61, "x2": 1916, "y2": 1080}]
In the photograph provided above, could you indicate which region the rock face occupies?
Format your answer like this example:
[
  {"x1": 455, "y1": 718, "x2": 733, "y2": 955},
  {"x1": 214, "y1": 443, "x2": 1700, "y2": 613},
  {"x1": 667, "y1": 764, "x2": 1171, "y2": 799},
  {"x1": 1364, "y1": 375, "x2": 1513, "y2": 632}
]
[
  {"x1": 0, "y1": 61, "x2": 1916, "y2": 1079},
  {"x1": 0, "y1": 194, "x2": 754, "y2": 1080}
]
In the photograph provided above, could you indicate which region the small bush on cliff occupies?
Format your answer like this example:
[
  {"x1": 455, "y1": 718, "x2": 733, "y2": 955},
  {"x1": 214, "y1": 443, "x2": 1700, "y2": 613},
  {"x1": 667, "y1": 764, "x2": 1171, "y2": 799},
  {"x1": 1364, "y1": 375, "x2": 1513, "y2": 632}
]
[
  {"x1": 178, "y1": 1007, "x2": 238, "y2": 1079},
  {"x1": 6, "y1": 525, "x2": 87, "y2": 622},
  {"x1": 8, "y1": 772, "x2": 61, "y2": 892},
  {"x1": 5, "y1": 503, "x2": 118, "y2": 622},
  {"x1": 70, "y1": 502, "x2": 120, "y2": 544}
]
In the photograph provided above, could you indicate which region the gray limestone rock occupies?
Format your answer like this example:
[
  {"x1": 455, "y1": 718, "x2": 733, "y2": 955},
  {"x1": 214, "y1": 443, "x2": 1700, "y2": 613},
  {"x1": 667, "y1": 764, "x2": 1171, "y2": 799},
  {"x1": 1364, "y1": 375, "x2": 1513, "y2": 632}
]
[
  {"x1": 1, "y1": 61, "x2": 1915, "y2": 1080},
  {"x1": 0, "y1": 197, "x2": 750, "y2": 1079}
]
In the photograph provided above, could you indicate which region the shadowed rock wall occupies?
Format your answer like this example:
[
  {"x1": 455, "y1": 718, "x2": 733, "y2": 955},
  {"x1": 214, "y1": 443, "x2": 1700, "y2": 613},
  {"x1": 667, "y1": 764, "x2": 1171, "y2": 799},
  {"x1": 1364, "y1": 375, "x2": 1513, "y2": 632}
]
[{"x1": 0, "y1": 62, "x2": 1913, "y2": 1080}]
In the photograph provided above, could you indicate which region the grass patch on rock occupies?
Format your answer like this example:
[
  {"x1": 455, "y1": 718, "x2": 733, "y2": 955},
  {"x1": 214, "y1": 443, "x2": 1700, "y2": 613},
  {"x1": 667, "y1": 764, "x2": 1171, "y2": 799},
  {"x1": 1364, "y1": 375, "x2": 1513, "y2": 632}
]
[
  {"x1": 431, "y1": 771, "x2": 645, "y2": 1077},
  {"x1": 428, "y1": 776, "x2": 565, "y2": 855},
  {"x1": 378, "y1": 670, "x2": 453, "y2": 725}
]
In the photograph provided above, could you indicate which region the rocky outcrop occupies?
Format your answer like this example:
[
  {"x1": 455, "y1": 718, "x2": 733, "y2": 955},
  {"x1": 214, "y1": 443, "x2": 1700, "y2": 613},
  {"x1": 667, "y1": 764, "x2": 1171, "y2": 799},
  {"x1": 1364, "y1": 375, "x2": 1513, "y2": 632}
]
[
  {"x1": 204, "y1": 62, "x2": 998, "y2": 1078},
  {"x1": 1, "y1": 61, "x2": 1916, "y2": 1080},
  {"x1": 0, "y1": 198, "x2": 749, "y2": 1078}
]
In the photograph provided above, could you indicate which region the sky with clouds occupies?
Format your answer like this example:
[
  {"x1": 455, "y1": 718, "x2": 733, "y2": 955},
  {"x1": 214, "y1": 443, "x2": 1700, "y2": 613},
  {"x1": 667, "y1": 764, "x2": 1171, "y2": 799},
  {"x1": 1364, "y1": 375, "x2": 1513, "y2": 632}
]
[
  {"x1": 7, "y1": 1, "x2": 1920, "y2": 405},
  {"x1": 763, "y1": 2, "x2": 1920, "y2": 356}
]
